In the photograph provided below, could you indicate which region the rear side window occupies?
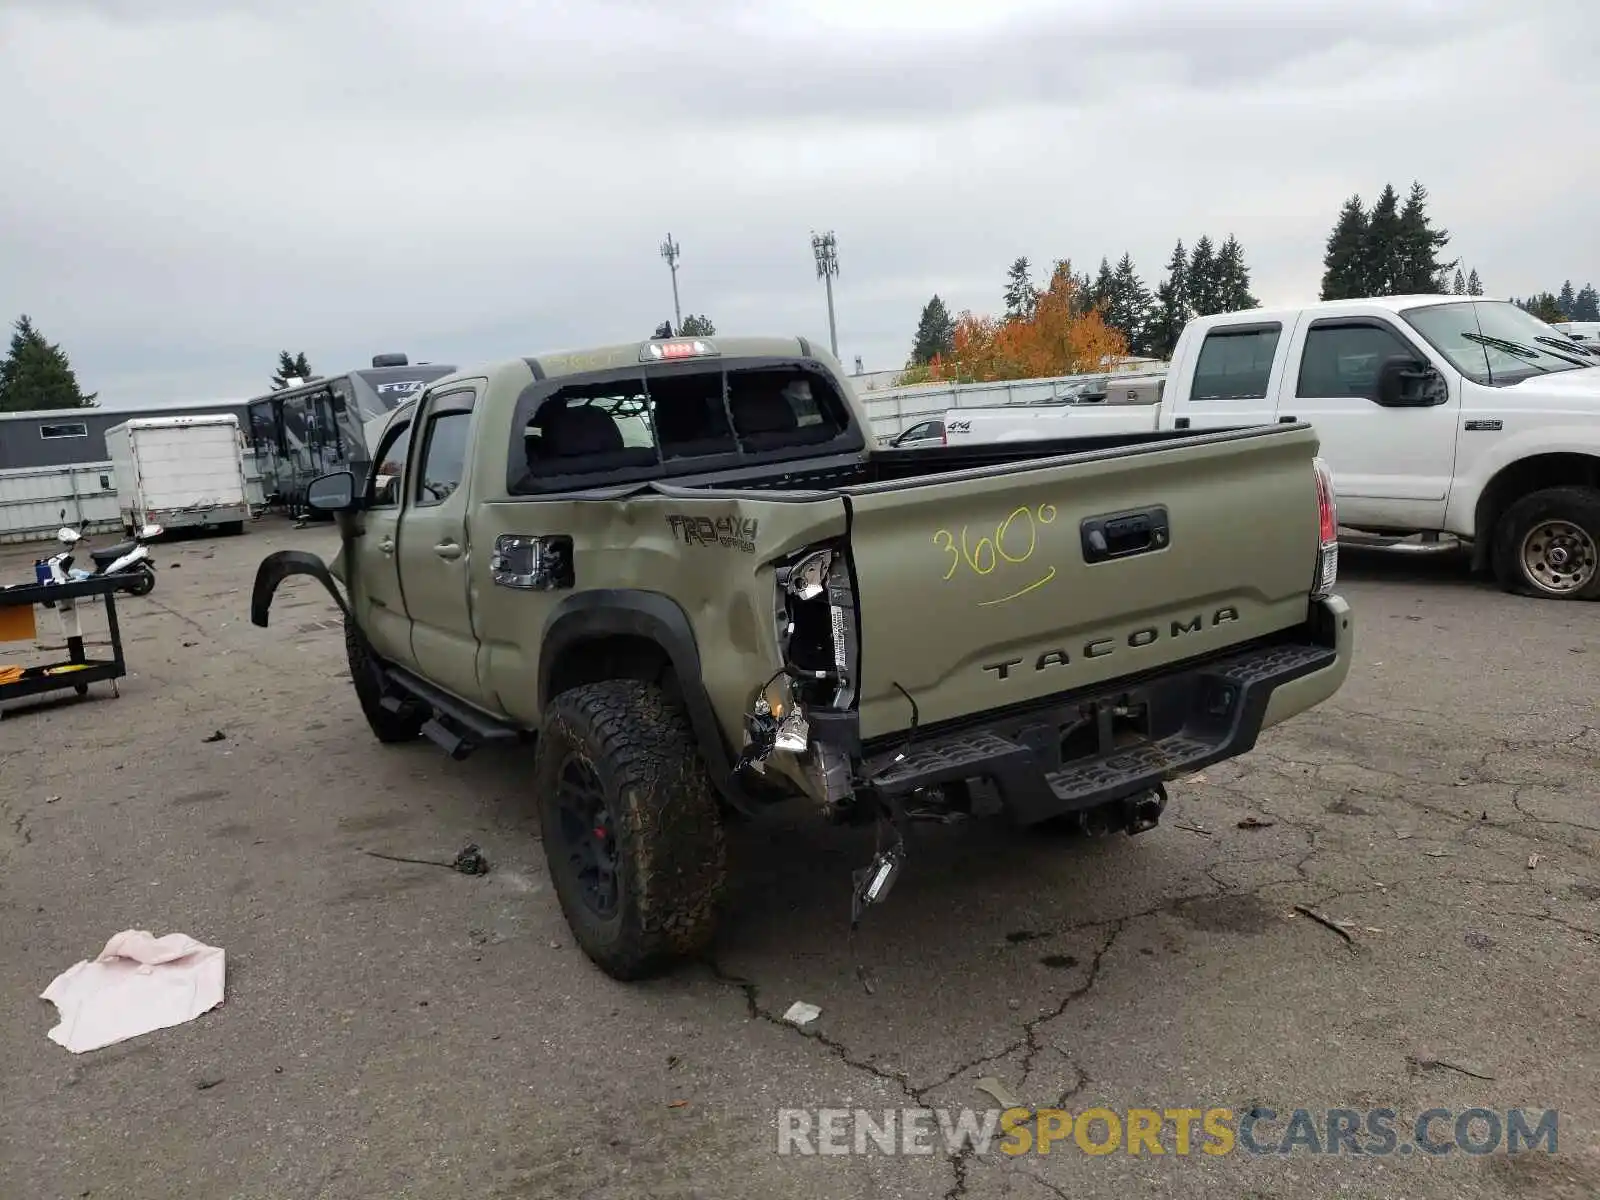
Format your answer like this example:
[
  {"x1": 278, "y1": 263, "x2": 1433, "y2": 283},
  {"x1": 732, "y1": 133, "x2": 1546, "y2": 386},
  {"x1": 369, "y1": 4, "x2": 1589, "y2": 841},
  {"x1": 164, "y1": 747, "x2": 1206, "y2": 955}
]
[
  {"x1": 513, "y1": 362, "x2": 855, "y2": 489},
  {"x1": 1192, "y1": 326, "x2": 1281, "y2": 401}
]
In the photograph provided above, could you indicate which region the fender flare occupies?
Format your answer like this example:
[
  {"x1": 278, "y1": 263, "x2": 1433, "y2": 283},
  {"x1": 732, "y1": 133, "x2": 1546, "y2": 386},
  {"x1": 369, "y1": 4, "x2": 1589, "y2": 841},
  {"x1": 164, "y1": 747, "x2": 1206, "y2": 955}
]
[
  {"x1": 251, "y1": 550, "x2": 350, "y2": 627},
  {"x1": 539, "y1": 589, "x2": 749, "y2": 808}
]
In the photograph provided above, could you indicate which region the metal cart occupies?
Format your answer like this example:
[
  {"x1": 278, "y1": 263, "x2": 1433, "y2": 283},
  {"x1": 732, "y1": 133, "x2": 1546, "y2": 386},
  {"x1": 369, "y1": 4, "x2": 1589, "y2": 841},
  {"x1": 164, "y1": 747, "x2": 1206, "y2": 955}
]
[{"x1": 0, "y1": 574, "x2": 127, "y2": 706}]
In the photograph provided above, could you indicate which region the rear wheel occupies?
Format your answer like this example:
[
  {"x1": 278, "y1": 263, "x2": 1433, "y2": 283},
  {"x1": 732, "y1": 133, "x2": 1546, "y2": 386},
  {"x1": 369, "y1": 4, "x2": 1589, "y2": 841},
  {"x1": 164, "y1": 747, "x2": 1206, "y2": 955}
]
[
  {"x1": 534, "y1": 679, "x2": 726, "y2": 980},
  {"x1": 1492, "y1": 487, "x2": 1600, "y2": 600},
  {"x1": 344, "y1": 617, "x2": 428, "y2": 742},
  {"x1": 124, "y1": 564, "x2": 156, "y2": 597}
]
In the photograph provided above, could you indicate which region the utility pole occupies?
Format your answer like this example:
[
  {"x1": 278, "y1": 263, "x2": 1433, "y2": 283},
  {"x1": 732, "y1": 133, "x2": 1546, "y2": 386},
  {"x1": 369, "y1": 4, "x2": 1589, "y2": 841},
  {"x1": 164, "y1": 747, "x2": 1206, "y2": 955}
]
[
  {"x1": 811, "y1": 230, "x2": 839, "y2": 359},
  {"x1": 659, "y1": 233, "x2": 682, "y2": 334}
]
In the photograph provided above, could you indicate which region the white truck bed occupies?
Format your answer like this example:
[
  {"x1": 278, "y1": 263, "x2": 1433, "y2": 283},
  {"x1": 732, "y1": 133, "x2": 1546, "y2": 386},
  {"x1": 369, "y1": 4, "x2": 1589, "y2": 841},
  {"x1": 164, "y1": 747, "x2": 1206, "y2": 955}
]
[{"x1": 944, "y1": 378, "x2": 1167, "y2": 444}]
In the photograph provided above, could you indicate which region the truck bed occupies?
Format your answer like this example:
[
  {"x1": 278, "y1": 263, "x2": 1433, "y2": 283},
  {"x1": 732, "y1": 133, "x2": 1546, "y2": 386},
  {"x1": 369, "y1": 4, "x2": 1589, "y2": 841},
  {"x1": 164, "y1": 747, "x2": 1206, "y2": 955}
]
[{"x1": 660, "y1": 423, "x2": 1325, "y2": 740}]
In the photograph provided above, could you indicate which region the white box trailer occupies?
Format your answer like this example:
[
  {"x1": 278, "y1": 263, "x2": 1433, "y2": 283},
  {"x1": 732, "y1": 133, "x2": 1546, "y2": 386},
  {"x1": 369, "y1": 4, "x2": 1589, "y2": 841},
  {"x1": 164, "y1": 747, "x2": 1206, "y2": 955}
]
[{"x1": 105, "y1": 414, "x2": 251, "y2": 535}]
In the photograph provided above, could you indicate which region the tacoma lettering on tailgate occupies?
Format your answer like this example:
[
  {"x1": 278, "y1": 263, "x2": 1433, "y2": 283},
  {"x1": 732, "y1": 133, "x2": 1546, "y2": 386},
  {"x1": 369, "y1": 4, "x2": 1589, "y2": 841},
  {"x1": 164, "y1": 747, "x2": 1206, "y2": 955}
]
[{"x1": 981, "y1": 607, "x2": 1241, "y2": 679}]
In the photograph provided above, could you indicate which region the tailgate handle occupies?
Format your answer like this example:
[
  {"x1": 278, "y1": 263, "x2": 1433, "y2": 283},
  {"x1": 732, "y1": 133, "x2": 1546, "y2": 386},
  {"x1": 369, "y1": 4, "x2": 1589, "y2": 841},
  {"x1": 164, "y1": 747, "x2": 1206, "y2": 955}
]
[{"x1": 1081, "y1": 507, "x2": 1170, "y2": 564}]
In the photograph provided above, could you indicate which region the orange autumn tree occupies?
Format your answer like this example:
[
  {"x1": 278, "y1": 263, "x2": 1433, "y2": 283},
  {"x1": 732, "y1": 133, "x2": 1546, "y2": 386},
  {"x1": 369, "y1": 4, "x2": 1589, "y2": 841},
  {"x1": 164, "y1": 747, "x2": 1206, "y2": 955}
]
[{"x1": 920, "y1": 261, "x2": 1129, "y2": 383}]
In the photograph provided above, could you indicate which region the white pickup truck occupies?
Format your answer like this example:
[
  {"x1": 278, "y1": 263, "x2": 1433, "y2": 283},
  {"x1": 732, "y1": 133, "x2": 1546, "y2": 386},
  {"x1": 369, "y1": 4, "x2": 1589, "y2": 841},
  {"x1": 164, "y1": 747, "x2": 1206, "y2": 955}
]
[{"x1": 941, "y1": 295, "x2": 1600, "y2": 600}]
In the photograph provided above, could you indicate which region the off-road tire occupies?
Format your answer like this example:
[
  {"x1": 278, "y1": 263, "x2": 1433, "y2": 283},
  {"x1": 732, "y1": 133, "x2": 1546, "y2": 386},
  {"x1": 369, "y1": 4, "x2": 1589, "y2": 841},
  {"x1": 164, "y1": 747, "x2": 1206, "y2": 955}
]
[
  {"x1": 1491, "y1": 486, "x2": 1600, "y2": 601},
  {"x1": 534, "y1": 679, "x2": 726, "y2": 981},
  {"x1": 344, "y1": 616, "x2": 428, "y2": 742},
  {"x1": 124, "y1": 564, "x2": 156, "y2": 597}
]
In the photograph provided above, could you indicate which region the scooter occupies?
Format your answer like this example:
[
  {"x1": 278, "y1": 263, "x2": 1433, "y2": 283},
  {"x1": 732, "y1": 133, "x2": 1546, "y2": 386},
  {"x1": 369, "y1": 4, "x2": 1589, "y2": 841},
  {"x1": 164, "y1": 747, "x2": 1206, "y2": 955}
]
[{"x1": 41, "y1": 510, "x2": 163, "y2": 597}]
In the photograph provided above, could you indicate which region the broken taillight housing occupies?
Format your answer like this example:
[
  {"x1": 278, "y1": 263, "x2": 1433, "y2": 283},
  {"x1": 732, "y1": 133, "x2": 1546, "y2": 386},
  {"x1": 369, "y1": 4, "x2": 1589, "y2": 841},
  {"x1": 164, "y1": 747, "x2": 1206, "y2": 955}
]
[
  {"x1": 1311, "y1": 457, "x2": 1338, "y2": 600},
  {"x1": 773, "y1": 541, "x2": 859, "y2": 715}
]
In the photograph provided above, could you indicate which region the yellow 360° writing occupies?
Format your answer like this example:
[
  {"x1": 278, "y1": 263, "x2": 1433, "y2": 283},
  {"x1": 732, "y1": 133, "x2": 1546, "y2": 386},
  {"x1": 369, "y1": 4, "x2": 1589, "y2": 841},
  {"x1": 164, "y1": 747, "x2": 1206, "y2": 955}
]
[{"x1": 932, "y1": 502, "x2": 1058, "y2": 581}]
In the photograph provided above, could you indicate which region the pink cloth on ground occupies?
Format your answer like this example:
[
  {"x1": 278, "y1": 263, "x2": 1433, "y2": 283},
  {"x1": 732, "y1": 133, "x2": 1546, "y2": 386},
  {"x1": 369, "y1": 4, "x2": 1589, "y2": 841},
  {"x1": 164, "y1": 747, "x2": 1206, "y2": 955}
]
[{"x1": 41, "y1": 930, "x2": 226, "y2": 1053}]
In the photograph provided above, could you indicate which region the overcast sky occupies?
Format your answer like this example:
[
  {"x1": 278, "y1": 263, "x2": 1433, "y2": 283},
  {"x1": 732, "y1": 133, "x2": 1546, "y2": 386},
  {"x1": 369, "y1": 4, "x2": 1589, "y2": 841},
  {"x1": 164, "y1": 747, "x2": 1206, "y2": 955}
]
[{"x1": 1, "y1": 0, "x2": 1595, "y2": 408}]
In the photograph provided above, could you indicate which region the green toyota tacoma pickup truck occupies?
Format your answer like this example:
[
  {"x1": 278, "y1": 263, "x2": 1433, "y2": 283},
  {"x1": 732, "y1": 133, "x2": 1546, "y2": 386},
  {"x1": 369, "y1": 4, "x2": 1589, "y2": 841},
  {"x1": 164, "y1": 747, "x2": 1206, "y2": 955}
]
[{"x1": 251, "y1": 335, "x2": 1354, "y2": 980}]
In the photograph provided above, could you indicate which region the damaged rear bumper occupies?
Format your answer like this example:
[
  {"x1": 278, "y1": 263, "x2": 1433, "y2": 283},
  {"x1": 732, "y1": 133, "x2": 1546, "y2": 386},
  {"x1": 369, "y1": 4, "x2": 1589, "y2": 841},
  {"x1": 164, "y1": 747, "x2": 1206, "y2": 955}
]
[{"x1": 851, "y1": 596, "x2": 1353, "y2": 828}]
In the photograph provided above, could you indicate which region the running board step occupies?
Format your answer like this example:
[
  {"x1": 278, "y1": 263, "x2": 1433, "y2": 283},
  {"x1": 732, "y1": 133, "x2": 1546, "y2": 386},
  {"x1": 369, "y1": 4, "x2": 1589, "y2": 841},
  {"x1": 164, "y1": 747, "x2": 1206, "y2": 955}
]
[{"x1": 383, "y1": 665, "x2": 520, "y2": 760}]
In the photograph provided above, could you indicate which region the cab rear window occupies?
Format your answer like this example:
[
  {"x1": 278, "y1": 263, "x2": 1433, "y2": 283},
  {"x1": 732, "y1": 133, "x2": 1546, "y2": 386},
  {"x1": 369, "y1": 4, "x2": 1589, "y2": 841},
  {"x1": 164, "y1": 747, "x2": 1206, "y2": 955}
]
[{"x1": 509, "y1": 361, "x2": 859, "y2": 492}]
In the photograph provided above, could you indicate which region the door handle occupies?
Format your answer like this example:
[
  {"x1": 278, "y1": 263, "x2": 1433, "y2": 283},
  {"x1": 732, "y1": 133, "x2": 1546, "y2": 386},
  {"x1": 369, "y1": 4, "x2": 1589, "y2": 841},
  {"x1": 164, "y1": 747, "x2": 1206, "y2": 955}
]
[
  {"x1": 433, "y1": 541, "x2": 463, "y2": 561},
  {"x1": 377, "y1": 536, "x2": 394, "y2": 555}
]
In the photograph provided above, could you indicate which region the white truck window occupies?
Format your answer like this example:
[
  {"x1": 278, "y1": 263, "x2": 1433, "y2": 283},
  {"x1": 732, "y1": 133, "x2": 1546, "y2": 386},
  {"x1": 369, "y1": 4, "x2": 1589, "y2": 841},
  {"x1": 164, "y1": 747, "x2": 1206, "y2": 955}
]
[
  {"x1": 1192, "y1": 327, "x2": 1280, "y2": 401},
  {"x1": 1296, "y1": 323, "x2": 1417, "y2": 402}
]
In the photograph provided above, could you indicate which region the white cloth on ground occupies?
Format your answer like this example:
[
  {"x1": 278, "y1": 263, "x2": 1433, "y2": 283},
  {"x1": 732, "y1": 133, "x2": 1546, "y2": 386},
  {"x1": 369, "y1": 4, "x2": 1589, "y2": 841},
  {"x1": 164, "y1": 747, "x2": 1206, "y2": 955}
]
[{"x1": 40, "y1": 930, "x2": 226, "y2": 1053}]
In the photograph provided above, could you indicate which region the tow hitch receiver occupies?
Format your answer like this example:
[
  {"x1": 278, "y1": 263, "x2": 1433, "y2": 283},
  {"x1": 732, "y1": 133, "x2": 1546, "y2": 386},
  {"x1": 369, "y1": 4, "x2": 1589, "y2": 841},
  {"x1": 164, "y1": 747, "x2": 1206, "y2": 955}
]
[{"x1": 1125, "y1": 784, "x2": 1167, "y2": 835}]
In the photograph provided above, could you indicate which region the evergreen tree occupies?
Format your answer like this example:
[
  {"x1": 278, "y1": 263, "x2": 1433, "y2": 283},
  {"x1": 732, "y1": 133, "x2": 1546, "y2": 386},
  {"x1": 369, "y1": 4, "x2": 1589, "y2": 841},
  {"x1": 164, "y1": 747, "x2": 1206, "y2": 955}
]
[
  {"x1": 271, "y1": 350, "x2": 315, "y2": 390},
  {"x1": 1452, "y1": 269, "x2": 1466, "y2": 295},
  {"x1": 1574, "y1": 284, "x2": 1599, "y2": 321},
  {"x1": 678, "y1": 314, "x2": 716, "y2": 336},
  {"x1": 1319, "y1": 194, "x2": 1369, "y2": 300},
  {"x1": 1088, "y1": 258, "x2": 1116, "y2": 316},
  {"x1": 1361, "y1": 184, "x2": 1402, "y2": 296},
  {"x1": 1146, "y1": 241, "x2": 1190, "y2": 360},
  {"x1": 1532, "y1": 294, "x2": 1565, "y2": 323},
  {"x1": 1187, "y1": 236, "x2": 1218, "y2": 316},
  {"x1": 1106, "y1": 252, "x2": 1152, "y2": 352},
  {"x1": 908, "y1": 295, "x2": 956, "y2": 365},
  {"x1": 1002, "y1": 257, "x2": 1036, "y2": 321},
  {"x1": 1515, "y1": 293, "x2": 1566, "y2": 323},
  {"x1": 1213, "y1": 234, "x2": 1258, "y2": 311},
  {"x1": 1557, "y1": 281, "x2": 1577, "y2": 319},
  {"x1": 1393, "y1": 181, "x2": 1455, "y2": 293},
  {"x1": 1071, "y1": 265, "x2": 1095, "y2": 316},
  {"x1": 0, "y1": 315, "x2": 98, "y2": 412},
  {"x1": 1467, "y1": 268, "x2": 1484, "y2": 297}
]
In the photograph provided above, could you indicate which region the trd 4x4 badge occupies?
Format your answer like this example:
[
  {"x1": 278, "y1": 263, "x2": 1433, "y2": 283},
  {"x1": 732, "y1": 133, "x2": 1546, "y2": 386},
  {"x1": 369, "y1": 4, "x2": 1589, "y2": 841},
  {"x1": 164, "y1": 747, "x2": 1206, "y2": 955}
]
[{"x1": 666, "y1": 514, "x2": 759, "y2": 553}]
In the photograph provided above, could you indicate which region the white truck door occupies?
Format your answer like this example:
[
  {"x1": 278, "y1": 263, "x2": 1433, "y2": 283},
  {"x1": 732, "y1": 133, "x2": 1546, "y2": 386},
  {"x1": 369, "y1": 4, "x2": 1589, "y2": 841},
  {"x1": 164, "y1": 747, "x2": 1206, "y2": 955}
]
[
  {"x1": 1279, "y1": 314, "x2": 1458, "y2": 530},
  {"x1": 1163, "y1": 320, "x2": 1292, "y2": 432}
]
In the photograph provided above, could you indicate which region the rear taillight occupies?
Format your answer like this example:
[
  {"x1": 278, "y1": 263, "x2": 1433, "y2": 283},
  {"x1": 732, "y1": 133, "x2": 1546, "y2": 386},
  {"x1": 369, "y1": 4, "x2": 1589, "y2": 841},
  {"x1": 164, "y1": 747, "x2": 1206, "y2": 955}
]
[{"x1": 1311, "y1": 456, "x2": 1338, "y2": 599}]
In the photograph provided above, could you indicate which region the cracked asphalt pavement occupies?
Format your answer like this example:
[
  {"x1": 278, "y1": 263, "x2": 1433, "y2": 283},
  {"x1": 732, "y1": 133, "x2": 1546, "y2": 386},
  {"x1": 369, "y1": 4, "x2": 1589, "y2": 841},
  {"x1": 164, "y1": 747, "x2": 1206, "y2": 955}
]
[{"x1": 2, "y1": 523, "x2": 1598, "y2": 1199}]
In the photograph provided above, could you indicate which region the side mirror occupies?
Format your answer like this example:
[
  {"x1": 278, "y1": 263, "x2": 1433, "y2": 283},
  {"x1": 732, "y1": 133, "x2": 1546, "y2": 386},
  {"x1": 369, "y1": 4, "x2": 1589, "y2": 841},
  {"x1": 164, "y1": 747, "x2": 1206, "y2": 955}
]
[
  {"x1": 306, "y1": 470, "x2": 359, "y2": 513},
  {"x1": 1376, "y1": 356, "x2": 1442, "y2": 407}
]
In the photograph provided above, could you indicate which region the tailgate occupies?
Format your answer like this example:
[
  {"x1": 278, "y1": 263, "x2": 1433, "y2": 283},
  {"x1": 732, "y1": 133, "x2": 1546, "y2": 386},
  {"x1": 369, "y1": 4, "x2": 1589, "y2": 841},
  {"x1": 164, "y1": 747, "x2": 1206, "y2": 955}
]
[{"x1": 842, "y1": 426, "x2": 1323, "y2": 740}]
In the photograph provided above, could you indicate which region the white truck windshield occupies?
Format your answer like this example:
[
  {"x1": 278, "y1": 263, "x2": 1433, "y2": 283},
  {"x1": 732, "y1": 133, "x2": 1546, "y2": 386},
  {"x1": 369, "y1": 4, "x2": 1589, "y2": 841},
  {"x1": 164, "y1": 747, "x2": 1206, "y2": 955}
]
[{"x1": 1403, "y1": 300, "x2": 1596, "y2": 386}]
